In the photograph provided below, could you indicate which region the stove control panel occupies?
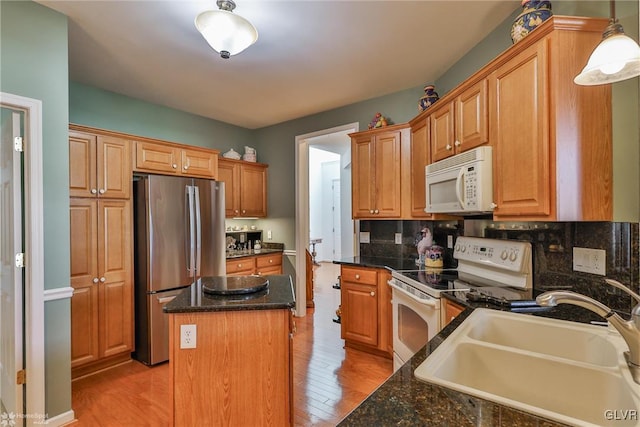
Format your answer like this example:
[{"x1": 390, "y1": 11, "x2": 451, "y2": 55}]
[{"x1": 454, "y1": 236, "x2": 531, "y2": 273}]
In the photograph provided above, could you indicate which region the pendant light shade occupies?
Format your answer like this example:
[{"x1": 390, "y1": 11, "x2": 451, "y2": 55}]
[
  {"x1": 574, "y1": 1, "x2": 640, "y2": 85},
  {"x1": 195, "y1": 0, "x2": 258, "y2": 59}
]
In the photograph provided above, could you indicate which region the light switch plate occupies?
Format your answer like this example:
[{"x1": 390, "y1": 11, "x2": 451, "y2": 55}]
[
  {"x1": 573, "y1": 247, "x2": 606, "y2": 276},
  {"x1": 360, "y1": 232, "x2": 370, "y2": 244}
]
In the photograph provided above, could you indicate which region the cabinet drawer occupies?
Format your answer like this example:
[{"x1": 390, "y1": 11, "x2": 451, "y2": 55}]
[
  {"x1": 226, "y1": 258, "x2": 256, "y2": 274},
  {"x1": 341, "y1": 267, "x2": 377, "y2": 285},
  {"x1": 256, "y1": 266, "x2": 282, "y2": 276},
  {"x1": 256, "y1": 254, "x2": 283, "y2": 268}
]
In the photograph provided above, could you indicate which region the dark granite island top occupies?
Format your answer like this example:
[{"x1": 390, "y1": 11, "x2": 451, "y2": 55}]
[{"x1": 163, "y1": 274, "x2": 295, "y2": 313}]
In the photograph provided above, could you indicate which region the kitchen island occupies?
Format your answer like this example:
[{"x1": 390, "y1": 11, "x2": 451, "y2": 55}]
[{"x1": 164, "y1": 275, "x2": 295, "y2": 427}]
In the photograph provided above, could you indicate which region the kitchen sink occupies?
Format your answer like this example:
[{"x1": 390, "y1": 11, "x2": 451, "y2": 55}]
[{"x1": 414, "y1": 309, "x2": 640, "y2": 426}]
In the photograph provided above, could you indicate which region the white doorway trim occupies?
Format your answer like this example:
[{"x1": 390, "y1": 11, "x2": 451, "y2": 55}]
[
  {"x1": 294, "y1": 122, "x2": 358, "y2": 317},
  {"x1": 0, "y1": 92, "x2": 45, "y2": 424}
]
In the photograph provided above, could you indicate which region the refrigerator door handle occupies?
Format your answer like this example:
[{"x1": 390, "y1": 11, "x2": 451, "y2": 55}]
[
  {"x1": 194, "y1": 185, "x2": 202, "y2": 276},
  {"x1": 187, "y1": 185, "x2": 196, "y2": 277}
]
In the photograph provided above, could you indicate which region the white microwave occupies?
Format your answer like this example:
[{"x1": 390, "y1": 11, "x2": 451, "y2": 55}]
[{"x1": 425, "y1": 146, "x2": 494, "y2": 214}]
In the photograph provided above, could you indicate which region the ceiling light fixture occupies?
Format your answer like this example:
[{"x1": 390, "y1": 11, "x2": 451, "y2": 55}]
[
  {"x1": 574, "y1": 0, "x2": 640, "y2": 85},
  {"x1": 195, "y1": 0, "x2": 258, "y2": 59}
]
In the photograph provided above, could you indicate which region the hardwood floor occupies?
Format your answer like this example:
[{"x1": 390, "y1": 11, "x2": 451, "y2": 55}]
[{"x1": 69, "y1": 262, "x2": 392, "y2": 426}]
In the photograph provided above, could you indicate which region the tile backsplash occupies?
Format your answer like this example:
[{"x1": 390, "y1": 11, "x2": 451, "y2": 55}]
[{"x1": 359, "y1": 220, "x2": 639, "y2": 316}]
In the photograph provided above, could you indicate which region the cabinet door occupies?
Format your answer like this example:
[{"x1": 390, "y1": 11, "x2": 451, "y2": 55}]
[
  {"x1": 351, "y1": 135, "x2": 375, "y2": 218},
  {"x1": 443, "y1": 299, "x2": 464, "y2": 327},
  {"x1": 374, "y1": 130, "x2": 402, "y2": 218},
  {"x1": 69, "y1": 131, "x2": 97, "y2": 198},
  {"x1": 430, "y1": 101, "x2": 455, "y2": 162},
  {"x1": 491, "y1": 42, "x2": 550, "y2": 218},
  {"x1": 341, "y1": 281, "x2": 378, "y2": 346},
  {"x1": 218, "y1": 160, "x2": 240, "y2": 217},
  {"x1": 97, "y1": 135, "x2": 131, "y2": 199},
  {"x1": 70, "y1": 199, "x2": 100, "y2": 367},
  {"x1": 182, "y1": 148, "x2": 218, "y2": 179},
  {"x1": 226, "y1": 258, "x2": 256, "y2": 275},
  {"x1": 97, "y1": 199, "x2": 133, "y2": 357},
  {"x1": 409, "y1": 119, "x2": 431, "y2": 218},
  {"x1": 239, "y1": 163, "x2": 267, "y2": 217},
  {"x1": 135, "y1": 141, "x2": 181, "y2": 174},
  {"x1": 456, "y1": 79, "x2": 488, "y2": 152}
]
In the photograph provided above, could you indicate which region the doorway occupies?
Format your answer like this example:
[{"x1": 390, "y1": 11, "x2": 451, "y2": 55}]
[
  {"x1": 294, "y1": 123, "x2": 357, "y2": 316},
  {"x1": 0, "y1": 93, "x2": 45, "y2": 426}
]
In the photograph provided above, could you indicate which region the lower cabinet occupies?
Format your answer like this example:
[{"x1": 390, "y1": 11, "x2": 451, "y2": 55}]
[
  {"x1": 339, "y1": 265, "x2": 392, "y2": 358},
  {"x1": 169, "y1": 309, "x2": 293, "y2": 426},
  {"x1": 226, "y1": 252, "x2": 283, "y2": 276},
  {"x1": 69, "y1": 198, "x2": 134, "y2": 377},
  {"x1": 441, "y1": 298, "x2": 465, "y2": 328}
]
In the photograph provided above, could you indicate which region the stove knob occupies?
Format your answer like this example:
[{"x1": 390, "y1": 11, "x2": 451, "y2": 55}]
[
  {"x1": 509, "y1": 251, "x2": 518, "y2": 262},
  {"x1": 500, "y1": 250, "x2": 508, "y2": 260},
  {"x1": 455, "y1": 244, "x2": 460, "y2": 252},
  {"x1": 460, "y1": 245, "x2": 466, "y2": 253}
]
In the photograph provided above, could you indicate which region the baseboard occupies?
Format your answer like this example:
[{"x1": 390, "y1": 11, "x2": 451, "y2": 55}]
[{"x1": 44, "y1": 409, "x2": 75, "y2": 426}]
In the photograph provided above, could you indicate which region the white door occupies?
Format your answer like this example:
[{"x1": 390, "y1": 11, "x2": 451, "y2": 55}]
[
  {"x1": 0, "y1": 107, "x2": 25, "y2": 426},
  {"x1": 332, "y1": 179, "x2": 341, "y2": 260}
]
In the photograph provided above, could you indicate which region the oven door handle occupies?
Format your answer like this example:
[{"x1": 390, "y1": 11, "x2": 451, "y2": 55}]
[{"x1": 388, "y1": 280, "x2": 438, "y2": 307}]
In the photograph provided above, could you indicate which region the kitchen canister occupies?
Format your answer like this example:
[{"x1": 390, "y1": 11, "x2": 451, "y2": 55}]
[
  {"x1": 222, "y1": 148, "x2": 241, "y2": 160},
  {"x1": 243, "y1": 146, "x2": 257, "y2": 162},
  {"x1": 425, "y1": 245, "x2": 444, "y2": 268},
  {"x1": 510, "y1": 0, "x2": 553, "y2": 44}
]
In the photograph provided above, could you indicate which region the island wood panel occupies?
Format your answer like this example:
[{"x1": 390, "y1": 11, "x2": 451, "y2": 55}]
[{"x1": 169, "y1": 309, "x2": 292, "y2": 426}]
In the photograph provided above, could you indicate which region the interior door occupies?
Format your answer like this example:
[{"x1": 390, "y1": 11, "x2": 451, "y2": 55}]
[{"x1": 0, "y1": 107, "x2": 25, "y2": 426}]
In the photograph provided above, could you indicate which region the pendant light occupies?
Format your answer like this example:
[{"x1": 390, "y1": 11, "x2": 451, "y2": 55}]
[
  {"x1": 195, "y1": 0, "x2": 258, "y2": 59},
  {"x1": 574, "y1": 0, "x2": 640, "y2": 85}
]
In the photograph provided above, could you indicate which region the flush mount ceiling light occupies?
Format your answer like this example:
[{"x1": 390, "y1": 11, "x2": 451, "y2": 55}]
[
  {"x1": 574, "y1": 0, "x2": 640, "y2": 85},
  {"x1": 195, "y1": 0, "x2": 258, "y2": 59}
]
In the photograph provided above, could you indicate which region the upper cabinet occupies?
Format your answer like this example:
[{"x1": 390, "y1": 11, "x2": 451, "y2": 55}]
[
  {"x1": 134, "y1": 141, "x2": 218, "y2": 179},
  {"x1": 490, "y1": 16, "x2": 611, "y2": 221},
  {"x1": 218, "y1": 158, "x2": 268, "y2": 218},
  {"x1": 351, "y1": 124, "x2": 408, "y2": 219},
  {"x1": 405, "y1": 116, "x2": 432, "y2": 218},
  {"x1": 431, "y1": 79, "x2": 489, "y2": 162},
  {"x1": 69, "y1": 130, "x2": 131, "y2": 199}
]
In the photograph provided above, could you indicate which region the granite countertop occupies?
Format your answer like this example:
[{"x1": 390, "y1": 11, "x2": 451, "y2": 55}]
[
  {"x1": 163, "y1": 274, "x2": 295, "y2": 313},
  {"x1": 226, "y1": 248, "x2": 283, "y2": 259},
  {"x1": 333, "y1": 256, "x2": 420, "y2": 271}
]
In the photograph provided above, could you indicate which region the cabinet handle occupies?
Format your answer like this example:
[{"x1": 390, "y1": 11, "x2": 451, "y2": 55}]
[
  {"x1": 98, "y1": 188, "x2": 106, "y2": 194},
  {"x1": 454, "y1": 140, "x2": 461, "y2": 147},
  {"x1": 183, "y1": 159, "x2": 190, "y2": 170},
  {"x1": 238, "y1": 263, "x2": 242, "y2": 268},
  {"x1": 172, "y1": 163, "x2": 178, "y2": 169},
  {"x1": 370, "y1": 291, "x2": 376, "y2": 297},
  {"x1": 242, "y1": 210, "x2": 246, "y2": 214},
  {"x1": 355, "y1": 274, "x2": 360, "y2": 279},
  {"x1": 374, "y1": 209, "x2": 379, "y2": 214},
  {"x1": 446, "y1": 144, "x2": 452, "y2": 150},
  {"x1": 100, "y1": 277, "x2": 106, "y2": 283},
  {"x1": 369, "y1": 210, "x2": 374, "y2": 214},
  {"x1": 235, "y1": 209, "x2": 239, "y2": 214},
  {"x1": 93, "y1": 277, "x2": 99, "y2": 284},
  {"x1": 91, "y1": 188, "x2": 97, "y2": 194},
  {"x1": 269, "y1": 259, "x2": 273, "y2": 263}
]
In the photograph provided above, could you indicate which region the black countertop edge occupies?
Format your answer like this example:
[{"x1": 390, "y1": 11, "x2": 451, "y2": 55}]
[
  {"x1": 163, "y1": 275, "x2": 295, "y2": 313},
  {"x1": 333, "y1": 256, "x2": 420, "y2": 271},
  {"x1": 338, "y1": 301, "x2": 609, "y2": 427},
  {"x1": 226, "y1": 248, "x2": 283, "y2": 259}
]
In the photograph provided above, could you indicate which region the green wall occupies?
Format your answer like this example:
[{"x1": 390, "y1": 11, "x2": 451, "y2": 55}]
[{"x1": 0, "y1": 0, "x2": 71, "y2": 419}]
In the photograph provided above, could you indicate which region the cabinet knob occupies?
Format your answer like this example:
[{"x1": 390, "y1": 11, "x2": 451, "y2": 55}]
[
  {"x1": 242, "y1": 210, "x2": 246, "y2": 214},
  {"x1": 98, "y1": 188, "x2": 106, "y2": 194},
  {"x1": 183, "y1": 165, "x2": 188, "y2": 170},
  {"x1": 446, "y1": 144, "x2": 452, "y2": 150},
  {"x1": 100, "y1": 277, "x2": 106, "y2": 283},
  {"x1": 172, "y1": 163, "x2": 178, "y2": 169},
  {"x1": 490, "y1": 202, "x2": 498, "y2": 209},
  {"x1": 370, "y1": 291, "x2": 376, "y2": 297},
  {"x1": 355, "y1": 274, "x2": 360, "y2": 279},
  {"x1": 93, "y1": 277, "x2": 99, "y2": 284},
  {"x1": 269, "y1": 259, "x2": 273, "y2": 263},
  {"x1": 454, "y1": 140, "x2": 461, "y2": 147},
  {"x1": 369, "y1": 210, "x2": 374, "y2": 214},
  {"x1": 91, "y1": 188, "x2": 97, "y2": 194},
  {"x1": 238, "y1": 263, "x2": 242, "y2": 268},
  {"x1": 374, "y1": 209, "x2": 379, "y2": 214},
  {"x1": 235, "y1": 209, "x2": 239, "y2": 214}
]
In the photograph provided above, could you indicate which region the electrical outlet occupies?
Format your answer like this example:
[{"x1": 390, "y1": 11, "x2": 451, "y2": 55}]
[
  {"x1": 267, "y1": 230, "x2": 272, "y2": 240},
  {"x1": 360, "y1": 232, "x2": 370, "y2": 244},
  {"x1": 395, "y1": 233, "x2": 402, "y2": 244},
  {"x1": 180, "y1": 324, "x2": 197, "y2": 349},
  {"x1": 447, "y1": 235, "x2": 454, "y2": 249},
  {"x1": 573, "y1": 247, "x2": 606, "y2": 276}
]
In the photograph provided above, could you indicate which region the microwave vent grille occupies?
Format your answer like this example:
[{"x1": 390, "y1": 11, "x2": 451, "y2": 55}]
[{"x1": 426, "y1": 146, "x2": 492, "y2": 174}]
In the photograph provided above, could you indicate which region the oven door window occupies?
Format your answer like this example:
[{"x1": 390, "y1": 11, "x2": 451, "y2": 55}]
[{"x1": 398, "y1": 303, "x2": 430, "y2": 355}]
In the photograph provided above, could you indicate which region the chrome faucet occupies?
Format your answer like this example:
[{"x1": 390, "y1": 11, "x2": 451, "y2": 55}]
[{"x1": 536, "y1": 278, "x2": 640, "y2": 384}]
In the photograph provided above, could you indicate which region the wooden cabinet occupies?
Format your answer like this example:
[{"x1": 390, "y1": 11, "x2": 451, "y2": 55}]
[
  {"x1": 340, "y1": 265, "x2": 392, "y2": 358},
  {"x1": 405, "y1": 115, "x2": 432, "y2": 218},
  {"x1": 351, "y1": 124, "x2": 408, "y2": 219},
  {"x1": 169, "y1": 309, "x2": 293, "y2": 426},
  {"x1": 134, "y1": 140, "x2": 218, "y2": 179},
  {"x1": 69, "y1": 130, "x2": 131, "y2": 199},
  {"x1": 431, "y1": 78, "x2": 489, "y2": 162},
  {"x1": 490, "y1": 17, "x2": 611, "y2": 221},
  {"x1": 441, "y1": 298, "x2": 464, "y2": 328},
  {"x1": 69, "y1": 198, "x2": 133, "y2": 377},
  {"x1": 218, "y1": 158, "x2": 268, "y2": 217},
  {"x1": 225, "y1": 252, "x2": 283, "y2": 276}
]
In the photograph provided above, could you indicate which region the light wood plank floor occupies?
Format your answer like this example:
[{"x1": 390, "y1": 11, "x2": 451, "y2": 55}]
[{"x1": 69, "y1": 262, "x2": 393, "y2": 426}]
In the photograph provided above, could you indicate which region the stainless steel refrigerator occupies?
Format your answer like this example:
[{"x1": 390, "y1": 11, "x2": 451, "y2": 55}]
[{"x1": 133, "y1": 174, "x2": 226, "y2": 365}]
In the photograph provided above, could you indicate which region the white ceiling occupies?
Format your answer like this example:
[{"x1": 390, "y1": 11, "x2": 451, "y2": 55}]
[{"x1": 37, "y1": 0, "x2": 520, "y2": 129}]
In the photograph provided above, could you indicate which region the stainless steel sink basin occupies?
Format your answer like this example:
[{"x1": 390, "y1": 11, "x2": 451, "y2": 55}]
[{"x1": 415, "y1": 309, "x2": 640, "y2": 426}]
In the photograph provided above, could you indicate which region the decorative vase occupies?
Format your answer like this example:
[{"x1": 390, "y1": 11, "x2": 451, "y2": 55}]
[
  {"x1": 510, "y1": 0, "x2": 553, "y2": 44},
  {"x1": 418, "y1": 85, "x2": 439, "y2": 112}
]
